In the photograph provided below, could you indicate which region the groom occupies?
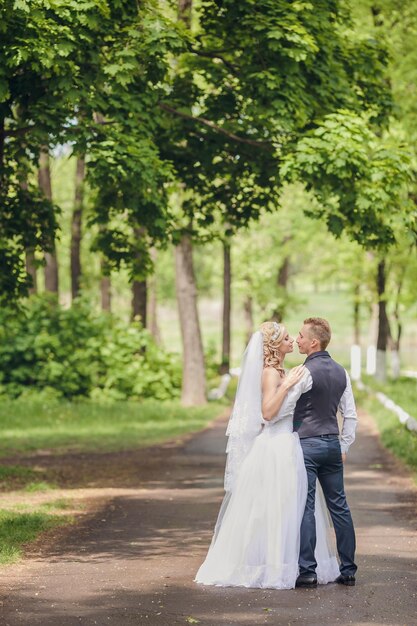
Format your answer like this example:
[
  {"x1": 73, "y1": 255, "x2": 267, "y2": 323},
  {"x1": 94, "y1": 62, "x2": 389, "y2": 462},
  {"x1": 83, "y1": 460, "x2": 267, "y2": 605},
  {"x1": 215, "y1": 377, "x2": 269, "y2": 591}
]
[{"x1": 282, "y1": 317, "x2": 358, "y2": 588}]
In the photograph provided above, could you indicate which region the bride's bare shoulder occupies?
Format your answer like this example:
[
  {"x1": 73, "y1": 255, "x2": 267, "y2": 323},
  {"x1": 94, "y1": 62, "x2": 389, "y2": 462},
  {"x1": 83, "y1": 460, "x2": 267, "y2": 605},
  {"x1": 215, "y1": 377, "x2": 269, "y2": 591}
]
[{"x1": 262, "y1": 367, "x2": 282, "y2": 384}]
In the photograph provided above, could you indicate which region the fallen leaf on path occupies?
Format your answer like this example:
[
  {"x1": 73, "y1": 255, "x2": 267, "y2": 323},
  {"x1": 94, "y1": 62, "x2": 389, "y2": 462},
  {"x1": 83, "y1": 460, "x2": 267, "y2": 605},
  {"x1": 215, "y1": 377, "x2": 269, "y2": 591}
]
[{"x1": 186, "y1": 618, "x2": 200, "y2": 624}]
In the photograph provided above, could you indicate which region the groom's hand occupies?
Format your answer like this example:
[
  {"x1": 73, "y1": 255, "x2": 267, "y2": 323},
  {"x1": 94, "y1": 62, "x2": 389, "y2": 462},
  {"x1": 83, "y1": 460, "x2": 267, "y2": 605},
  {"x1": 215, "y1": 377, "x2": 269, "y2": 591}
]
[{"x1": 342, "y1": 453, "x2": 346, "y2": 464}]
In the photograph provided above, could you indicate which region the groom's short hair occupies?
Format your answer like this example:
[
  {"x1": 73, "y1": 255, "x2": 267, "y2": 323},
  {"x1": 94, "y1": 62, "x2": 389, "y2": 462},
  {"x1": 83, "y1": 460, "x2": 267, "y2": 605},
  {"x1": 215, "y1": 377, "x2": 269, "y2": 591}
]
[{"x1": 304, "y1": 317, "x2": 331, "y2": 350}]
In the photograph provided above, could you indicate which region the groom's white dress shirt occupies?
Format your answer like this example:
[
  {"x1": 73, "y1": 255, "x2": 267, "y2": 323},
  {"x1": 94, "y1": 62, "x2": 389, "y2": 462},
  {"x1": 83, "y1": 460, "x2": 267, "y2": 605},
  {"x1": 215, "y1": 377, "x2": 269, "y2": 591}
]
[{"x1": 267, "y1": 369, "x2": 358, "y2": 454}]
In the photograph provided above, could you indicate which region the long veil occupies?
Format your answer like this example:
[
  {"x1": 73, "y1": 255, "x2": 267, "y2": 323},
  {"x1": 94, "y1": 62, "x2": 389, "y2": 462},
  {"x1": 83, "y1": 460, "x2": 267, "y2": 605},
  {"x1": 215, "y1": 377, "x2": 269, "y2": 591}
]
[
  {"x1": 211, "y1": 331, "x2": 264, "y2": 540},
  {"x1": 224, "y1": 330, "x2": 264, "y2": 492}
]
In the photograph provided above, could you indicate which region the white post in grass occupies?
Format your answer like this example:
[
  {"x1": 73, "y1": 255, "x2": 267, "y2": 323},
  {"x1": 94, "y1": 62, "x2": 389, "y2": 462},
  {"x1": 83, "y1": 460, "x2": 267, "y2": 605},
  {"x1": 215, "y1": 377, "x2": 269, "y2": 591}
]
[
  {"x1": 350, "y1": 345, "x2": 361, "y2": 381},
  {"x1": 366, "y1": 345, "x2": 377, "y2": 376}
]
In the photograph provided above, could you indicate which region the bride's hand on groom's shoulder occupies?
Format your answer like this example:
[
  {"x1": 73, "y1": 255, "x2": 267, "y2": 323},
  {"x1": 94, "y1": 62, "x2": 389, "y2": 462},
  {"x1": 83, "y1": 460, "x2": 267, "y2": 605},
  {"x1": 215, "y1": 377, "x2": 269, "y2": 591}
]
[{"x1": 283, "y1": 365, "x2": 306, "y2": 390}]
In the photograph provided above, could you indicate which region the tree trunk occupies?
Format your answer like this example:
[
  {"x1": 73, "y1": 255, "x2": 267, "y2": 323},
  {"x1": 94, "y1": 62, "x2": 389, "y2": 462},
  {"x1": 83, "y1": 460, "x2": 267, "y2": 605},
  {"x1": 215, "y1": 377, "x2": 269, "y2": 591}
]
[
  {"x1": 175, "y1": 234, "x2": 206, "y2": 406},
  {"x1": 175, "y1": 0, "x2": 205, "y2": 404},
  {"x1": 271, "y1": 248, "x2": 291, "y2": 322},
  {"x1": 243, "y1": 294, "x2": 254, "y2": 345},
  {"x1": 131, "y1": 279, "x2": 147, "y2": 326},
  {"x1": 390, "y1": 280, "x2": 403, "y2": 379},
  {"x1": 220, "y1": 239, "x2": 231, "y2": 374},
  {"x1": 100, "y1": 258, "x2": 111, "y2": 312},
  {"x1": 390, "y1": 348, "x2": 401, "y2": 380},
  {"x1": 20, "y1": 175, "x2": 37, "y2": 295},
  {"x1": 178, "y1": 0, "x2": 192, "y2": 24},
  {"x1": 38, "y1": 148, "x2": 59, "y2": 294},
  {"x1": 0, "y1": 115, "x2": 4, "y2": 189},
  {"x1": 375, "y1": 260, "x2": 391, "y2": 382},
  {"x1": 44, "y1": 251, "x2": 59, "y2": 293},
  {"x1": 277, "y1": 255, "x2": 290, "y2": 289},
  {"x1": 148, "y1": 277, "x2": 160, "y2": 342},
  {"x1": 131, "y1": 226, "x2": 148, "y2": 326},
  {"x1": 353, "y1": 283, "x2": 360, "y2": 345},
  {"x1": 0, "y1": 113, "x2": 7, "y2": 191},
  {"x1": 148, "y1": 248, "x2": 161, "y2": 343},
  {"x1": 100, "y1": 276, "x2": 111, "y2": 312},
  {"x1": 372, "y1": 9, "x2": 391, "y2": 381},
  {"x1": 71, "y1": 156, "x2": 85, "y2": 301},
  {"x1": 25, "y1": 249, "x2": 37, "y2": 295}
]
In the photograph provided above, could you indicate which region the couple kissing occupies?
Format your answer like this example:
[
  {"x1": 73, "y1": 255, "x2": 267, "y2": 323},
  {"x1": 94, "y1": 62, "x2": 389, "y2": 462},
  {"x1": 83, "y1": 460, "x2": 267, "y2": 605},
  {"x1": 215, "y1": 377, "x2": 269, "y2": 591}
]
[{"x1": 196, "y1": 317, "x2": 357, "y2": 590}]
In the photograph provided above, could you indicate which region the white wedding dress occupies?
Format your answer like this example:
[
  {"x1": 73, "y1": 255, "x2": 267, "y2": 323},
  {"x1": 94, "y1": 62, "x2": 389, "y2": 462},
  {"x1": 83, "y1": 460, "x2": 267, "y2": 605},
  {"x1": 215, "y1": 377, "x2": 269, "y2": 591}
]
[{"x1": 195, "y1": 414, "x2": 340, "y2": 589}]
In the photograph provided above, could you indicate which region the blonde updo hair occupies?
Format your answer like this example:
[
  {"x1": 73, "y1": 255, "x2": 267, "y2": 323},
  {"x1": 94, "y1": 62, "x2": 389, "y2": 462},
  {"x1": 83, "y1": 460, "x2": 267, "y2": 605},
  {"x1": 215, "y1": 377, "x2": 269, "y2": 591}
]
[{"x1": 259, "y1": 321, "x2": 286, "y2": 375}]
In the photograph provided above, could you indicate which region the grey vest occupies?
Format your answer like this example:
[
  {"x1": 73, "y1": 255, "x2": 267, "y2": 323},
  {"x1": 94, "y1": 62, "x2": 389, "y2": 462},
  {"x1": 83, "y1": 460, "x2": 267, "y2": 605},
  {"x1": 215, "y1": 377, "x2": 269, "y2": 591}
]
[{"x1": 293, "y1": 351, "x2": 346, "y2": 438}]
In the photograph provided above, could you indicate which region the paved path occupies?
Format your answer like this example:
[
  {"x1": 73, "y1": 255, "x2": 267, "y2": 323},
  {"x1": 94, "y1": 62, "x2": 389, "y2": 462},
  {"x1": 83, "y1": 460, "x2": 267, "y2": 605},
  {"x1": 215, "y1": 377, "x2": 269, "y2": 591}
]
[{"x1": 0, "y1": 411, "x2": 416, "y2": 626}]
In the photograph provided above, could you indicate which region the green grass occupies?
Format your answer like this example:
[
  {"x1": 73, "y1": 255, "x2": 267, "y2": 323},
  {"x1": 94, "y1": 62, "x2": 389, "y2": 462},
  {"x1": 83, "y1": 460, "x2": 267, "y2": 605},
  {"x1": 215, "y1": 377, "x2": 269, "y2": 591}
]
[
  {"x1": 364, "y1": 375, "x2": 417, "y2": 420},
  {"x1": 0, "y1": 397, "x2": 226, "y2": 457},
  {"x1": 24, "y1": 481, "x2": 58, "y2": 493},
  {"x1": 0, "y1": 465, "x2": 42, "y2": 491},
  {"x1": 40, "y1": 498, "x2": 72, "y2": 511},
  {"x1": 0, "y1": 465, "x2": 36, "y2": 481},
  {"x1": 356, "y1": 378, "x2": 417, "y2": 481},
  {"x1": 0, "y1": 509, "x2": 70, "y2": 564},
  {"x1": 0, "y1": 466, "x2": 58, "y2": 492}
]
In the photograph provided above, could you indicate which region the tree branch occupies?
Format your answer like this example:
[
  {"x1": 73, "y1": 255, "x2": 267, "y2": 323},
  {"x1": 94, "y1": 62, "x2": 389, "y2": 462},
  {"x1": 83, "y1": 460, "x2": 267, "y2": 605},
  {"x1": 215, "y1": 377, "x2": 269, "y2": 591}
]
[
  {"x1": 2, "y1": 117, "x2": 116, "y2": 139},
  {"x1": 190, "y1": 48, "x2": 239, "y2": 73},
  {"x1": 2, "y1": 126, "x2": 33, "y2": 138},
  {"x1": 159, "y1": 103, "x2": 272, "y2": 150}
]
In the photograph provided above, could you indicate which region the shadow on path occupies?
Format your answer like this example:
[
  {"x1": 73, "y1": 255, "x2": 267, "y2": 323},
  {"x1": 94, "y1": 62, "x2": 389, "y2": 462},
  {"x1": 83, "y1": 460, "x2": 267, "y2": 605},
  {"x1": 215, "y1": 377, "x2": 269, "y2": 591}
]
[{"x1": 0, "y1": 412, "x2": 416, "y2": 626}]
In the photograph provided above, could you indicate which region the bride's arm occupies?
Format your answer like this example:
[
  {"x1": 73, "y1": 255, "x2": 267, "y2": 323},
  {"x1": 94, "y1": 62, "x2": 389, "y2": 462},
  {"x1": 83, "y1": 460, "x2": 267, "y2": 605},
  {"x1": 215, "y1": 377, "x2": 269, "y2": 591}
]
[{"x1": 262, "y1": 365, "x2": 305, "y2": 421}]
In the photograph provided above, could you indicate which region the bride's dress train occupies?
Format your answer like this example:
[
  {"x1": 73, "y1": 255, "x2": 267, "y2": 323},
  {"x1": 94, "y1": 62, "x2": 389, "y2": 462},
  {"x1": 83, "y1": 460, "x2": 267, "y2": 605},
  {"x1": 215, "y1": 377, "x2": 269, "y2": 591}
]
[{"x1": 195, "y1": 416, "x2": 340, "y2": 589}]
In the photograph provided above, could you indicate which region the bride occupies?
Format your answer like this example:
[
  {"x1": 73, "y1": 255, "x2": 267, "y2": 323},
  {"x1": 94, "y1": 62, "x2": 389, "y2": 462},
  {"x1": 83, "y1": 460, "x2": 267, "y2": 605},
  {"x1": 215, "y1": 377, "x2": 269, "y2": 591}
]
[{"x1": 195, "y1": 321, "x2": 340, "y2": 589}]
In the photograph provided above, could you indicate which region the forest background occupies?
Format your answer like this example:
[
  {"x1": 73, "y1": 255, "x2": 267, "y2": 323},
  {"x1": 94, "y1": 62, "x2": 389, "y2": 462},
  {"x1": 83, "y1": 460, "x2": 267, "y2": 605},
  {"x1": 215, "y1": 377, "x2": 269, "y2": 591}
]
[{"x1": 1, "y1": 0, "x2": 417, "y2": 408}]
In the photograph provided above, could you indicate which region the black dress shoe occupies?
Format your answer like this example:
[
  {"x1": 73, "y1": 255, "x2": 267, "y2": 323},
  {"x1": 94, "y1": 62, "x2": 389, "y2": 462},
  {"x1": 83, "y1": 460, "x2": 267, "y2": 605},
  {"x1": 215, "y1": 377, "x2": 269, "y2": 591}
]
[
  {"x1": 336, "y1": 574, "x2": 356, "y2": 586},
  {"x1": 295, "y1": 574, "x2": 317, "y2": 588}
]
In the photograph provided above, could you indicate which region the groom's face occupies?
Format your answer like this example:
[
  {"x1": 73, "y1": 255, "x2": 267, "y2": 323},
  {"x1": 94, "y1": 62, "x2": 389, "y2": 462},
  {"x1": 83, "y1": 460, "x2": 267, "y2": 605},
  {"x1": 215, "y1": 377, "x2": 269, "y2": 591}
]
[{"x1": 296, "y1": 324, "x2": 315, "y2": 354}]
